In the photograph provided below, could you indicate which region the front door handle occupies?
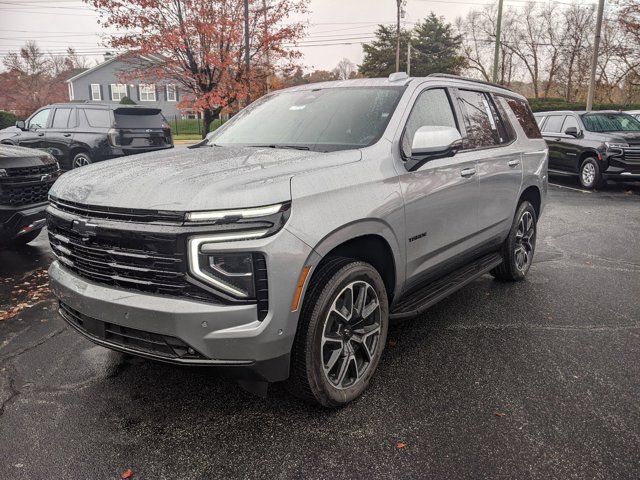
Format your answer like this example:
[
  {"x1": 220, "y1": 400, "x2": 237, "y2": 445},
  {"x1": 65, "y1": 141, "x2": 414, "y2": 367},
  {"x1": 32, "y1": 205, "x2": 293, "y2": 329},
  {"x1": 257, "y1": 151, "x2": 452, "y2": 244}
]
[
  {"x1": 63, "y1": 133, "x2": 71, "y2": 137},
  {"x1": 37, "y1": 132, "x2": 45, "y2": 137},
  {"x1": 460, "y1": 168, "x2": 476, "y2": 178},
  {"x1": 508, "y1": 159, "x2": 520, "y2": 167}
]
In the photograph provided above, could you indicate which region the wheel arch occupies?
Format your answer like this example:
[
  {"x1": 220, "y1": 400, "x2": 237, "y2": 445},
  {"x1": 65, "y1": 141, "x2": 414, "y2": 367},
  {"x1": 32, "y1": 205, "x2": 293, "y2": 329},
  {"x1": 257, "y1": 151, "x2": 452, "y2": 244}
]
[
  {"x1": 518, "y1": 185, "x2": 541, "y2": 218},
  {"x1": 577, "y1": 149, "x2": 599, "y2": 171},
  {"x1": 306, "y1": 221, "x2": 403, "y2": 303}
]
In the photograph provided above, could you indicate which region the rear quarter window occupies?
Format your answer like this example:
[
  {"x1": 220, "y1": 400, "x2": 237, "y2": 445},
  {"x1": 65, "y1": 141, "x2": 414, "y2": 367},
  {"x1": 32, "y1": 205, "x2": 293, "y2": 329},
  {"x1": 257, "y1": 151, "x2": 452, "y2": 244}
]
[
  {"x1": 503, "y1": 97, "x2": 542, "y2": 139},
  {"x1": 82, "y1": 109, "x2": 112, "y2": 128}
]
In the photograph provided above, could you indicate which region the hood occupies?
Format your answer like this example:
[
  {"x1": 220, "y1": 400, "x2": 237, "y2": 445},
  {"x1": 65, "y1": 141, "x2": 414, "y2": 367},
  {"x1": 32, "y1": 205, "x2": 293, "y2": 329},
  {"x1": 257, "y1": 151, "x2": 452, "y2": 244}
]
[
  {"x1": 50, "y1": 145, "x2": 361, "y2": 211},
  {"x1": 609, "y1": 131, "x2": 640, "y2": 145}
]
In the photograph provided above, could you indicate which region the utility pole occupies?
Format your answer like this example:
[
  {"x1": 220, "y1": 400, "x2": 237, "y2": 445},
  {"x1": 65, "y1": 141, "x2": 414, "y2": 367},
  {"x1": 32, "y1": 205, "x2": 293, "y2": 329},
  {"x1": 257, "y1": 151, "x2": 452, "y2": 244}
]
[
  {"x1": 263, "y1": 0, "x2": 271, "y2": 93},
  {"x1": 407, "y1": 42, "x2": 411, "y2": 76},
  {"x1": 244, "y1": 0, "x2": 251, "y2": 105},
  {"x1": 395, "y1": 0, "x2": 402, "y2": 72},
  {"x1": 492, "y1": 0, "x2": 504, "y2": 83},
  {"x1": 586, "y1": 0, "x2": 605, "y2": 111}
]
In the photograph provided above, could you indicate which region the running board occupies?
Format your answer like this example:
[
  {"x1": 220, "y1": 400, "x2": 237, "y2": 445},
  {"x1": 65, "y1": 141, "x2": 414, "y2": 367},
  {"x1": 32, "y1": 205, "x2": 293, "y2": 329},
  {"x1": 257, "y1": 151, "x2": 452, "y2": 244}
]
[{"x1": 390, "y1": 252, "x2": 503, "y2": 320}]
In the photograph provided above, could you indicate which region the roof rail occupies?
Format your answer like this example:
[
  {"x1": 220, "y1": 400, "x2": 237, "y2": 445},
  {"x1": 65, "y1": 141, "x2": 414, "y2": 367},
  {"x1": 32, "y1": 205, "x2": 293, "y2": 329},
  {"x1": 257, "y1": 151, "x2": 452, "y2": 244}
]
[{"x1": 427, "y1": 73, "x2": 514, "y2": 92}]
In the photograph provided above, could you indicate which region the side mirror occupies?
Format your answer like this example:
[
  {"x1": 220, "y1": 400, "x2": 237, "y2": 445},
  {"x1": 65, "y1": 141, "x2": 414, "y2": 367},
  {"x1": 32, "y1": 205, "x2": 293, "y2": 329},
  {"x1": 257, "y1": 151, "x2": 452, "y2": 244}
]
[
  {"x1": 15, "y1": 120, "x2": 25, "y2": 131},
  {"x1": 564, "y1": 126, "x2": 580, "y2": 137},
  {"x1": 406, "y1": 126, "x2": 463, "y2": 171}
]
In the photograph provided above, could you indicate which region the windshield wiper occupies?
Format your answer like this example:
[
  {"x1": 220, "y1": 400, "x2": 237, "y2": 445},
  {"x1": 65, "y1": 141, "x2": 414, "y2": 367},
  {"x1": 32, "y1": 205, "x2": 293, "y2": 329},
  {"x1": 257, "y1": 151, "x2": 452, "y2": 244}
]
[{"x1": 253, "y1": 144, "x2": 310, "y2": 151}]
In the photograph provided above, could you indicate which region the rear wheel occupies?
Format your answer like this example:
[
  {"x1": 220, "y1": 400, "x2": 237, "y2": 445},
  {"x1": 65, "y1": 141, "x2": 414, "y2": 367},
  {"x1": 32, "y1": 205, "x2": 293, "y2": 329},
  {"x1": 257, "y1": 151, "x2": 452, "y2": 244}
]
[
  {"x1": 72, "y1": 151, "x2": 92, "y2": 169},
  {"x1": 491, "y1": 201, "x2": 537, "y2": 281},
  {"x1": 286, "y1": 259, "x2": 389, "y2": 407},
  {"x1": 579, "y1": 157, "x2": 604, "y2": 190}
]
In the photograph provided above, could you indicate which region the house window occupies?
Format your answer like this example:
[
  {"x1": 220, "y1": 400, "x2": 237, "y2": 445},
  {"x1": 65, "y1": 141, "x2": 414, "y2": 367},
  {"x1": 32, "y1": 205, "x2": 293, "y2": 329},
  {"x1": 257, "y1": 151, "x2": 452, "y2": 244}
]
[
  {"x1": 166, "y1": 84, "x2": 177, "y2": 102},
  {"x1": 111, "y1": 84, "x2": 127, "y2": 101},
  {"x1": 91, "y1": 84, "x2": 101, "y2": 101},
  {"x1": 139, "y1": 84, "x2": 156, "y2": 102}
]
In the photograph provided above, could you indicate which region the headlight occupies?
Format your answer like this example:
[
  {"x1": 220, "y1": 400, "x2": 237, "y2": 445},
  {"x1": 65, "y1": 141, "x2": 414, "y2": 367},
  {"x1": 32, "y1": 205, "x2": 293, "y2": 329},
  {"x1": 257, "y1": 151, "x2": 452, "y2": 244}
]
[
  {"x1": 605, "y1": 142, "x2": 628, "y2": 149},
  {"x1": 186, "y1": 203, "x2": 285, "y2": 222},
  {"x1": 188, "y1": 230, "x2": 268, "y2": 298}
]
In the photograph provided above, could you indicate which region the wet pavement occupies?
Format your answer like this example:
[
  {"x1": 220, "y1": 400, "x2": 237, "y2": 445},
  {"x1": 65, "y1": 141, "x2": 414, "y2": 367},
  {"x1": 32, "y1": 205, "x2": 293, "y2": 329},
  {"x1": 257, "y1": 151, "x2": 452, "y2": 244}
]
[{"x1": 0, "y1": 178, "x2": 639, "y2": 479}]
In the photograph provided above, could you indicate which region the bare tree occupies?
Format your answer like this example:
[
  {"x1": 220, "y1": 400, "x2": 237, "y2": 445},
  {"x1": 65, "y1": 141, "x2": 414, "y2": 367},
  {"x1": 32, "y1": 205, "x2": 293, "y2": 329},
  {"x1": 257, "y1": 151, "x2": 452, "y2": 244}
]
[{"x1": 333, "y1": 58, "x2": 356, "y2": 80}]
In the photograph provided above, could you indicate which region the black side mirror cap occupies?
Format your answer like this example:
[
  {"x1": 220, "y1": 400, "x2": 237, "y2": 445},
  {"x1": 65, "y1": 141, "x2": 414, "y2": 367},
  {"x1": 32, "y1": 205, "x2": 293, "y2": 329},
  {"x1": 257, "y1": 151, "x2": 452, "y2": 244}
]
[{"x1": 564, "y1": 126, "x2": 580, "y2": 137}]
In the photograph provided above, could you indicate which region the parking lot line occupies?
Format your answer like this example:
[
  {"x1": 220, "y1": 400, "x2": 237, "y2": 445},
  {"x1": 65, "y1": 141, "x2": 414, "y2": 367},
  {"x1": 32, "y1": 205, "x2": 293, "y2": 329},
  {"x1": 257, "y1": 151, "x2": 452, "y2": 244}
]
[{"x1": 549, "y1": 183, "x2": 592, "y2": 193}]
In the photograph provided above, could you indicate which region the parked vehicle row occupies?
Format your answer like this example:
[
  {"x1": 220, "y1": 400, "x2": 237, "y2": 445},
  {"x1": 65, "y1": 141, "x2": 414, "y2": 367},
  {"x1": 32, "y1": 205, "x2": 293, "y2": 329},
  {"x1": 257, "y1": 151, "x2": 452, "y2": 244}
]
[
  {"x1": 535, "y1": 110, "x2": 640, "y2": 189},
  {"x1": 46, "y1": 73, "x2": 547, "y2": 406},
  {"x1": 0, "y1": 144, "x2": 60, "y2": 247},
  {"x1": 0, "y1": 103, "x2": 173, "y2": 170}
]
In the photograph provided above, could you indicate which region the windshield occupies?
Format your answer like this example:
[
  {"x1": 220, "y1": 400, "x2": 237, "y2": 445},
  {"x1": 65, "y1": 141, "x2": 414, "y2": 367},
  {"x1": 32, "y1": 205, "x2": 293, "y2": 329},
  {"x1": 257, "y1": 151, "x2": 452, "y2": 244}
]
[
  {"x1": 209, "y1": 87, "x2": 405, "y2": 152},
  {"x1": 581, "y1": 113, "x2": 640, "y2": 132}
]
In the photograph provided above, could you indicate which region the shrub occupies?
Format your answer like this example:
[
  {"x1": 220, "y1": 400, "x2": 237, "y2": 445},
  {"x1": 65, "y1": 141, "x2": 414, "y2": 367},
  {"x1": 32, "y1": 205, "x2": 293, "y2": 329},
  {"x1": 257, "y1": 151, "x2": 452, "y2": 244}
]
[
  {"x1": 119, "y1": 96, "x2": 136, "y2": 105},
  {"x1": 0, "y1": 110, "x2": 17, "y2": 129}
]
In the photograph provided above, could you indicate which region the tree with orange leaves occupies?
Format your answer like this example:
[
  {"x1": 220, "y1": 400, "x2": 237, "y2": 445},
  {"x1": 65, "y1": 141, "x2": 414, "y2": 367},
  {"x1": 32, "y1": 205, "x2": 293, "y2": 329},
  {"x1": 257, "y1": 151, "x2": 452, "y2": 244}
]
[{"x1": 86, "y1": 0, "x2": 307, "y2": 136}]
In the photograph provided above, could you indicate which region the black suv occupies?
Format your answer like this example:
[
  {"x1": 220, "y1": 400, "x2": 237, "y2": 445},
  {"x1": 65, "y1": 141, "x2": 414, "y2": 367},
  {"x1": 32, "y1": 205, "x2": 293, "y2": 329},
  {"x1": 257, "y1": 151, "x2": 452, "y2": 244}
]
[
  {"x1": 0, "y1": 103, "x2": 173, "y2": 170},
  {"x1": 1, "y1": 144, "x2": 60, "y2": 247},
  {"x1": 534, "y1": 110, "x2": 640, "y2": 189}
]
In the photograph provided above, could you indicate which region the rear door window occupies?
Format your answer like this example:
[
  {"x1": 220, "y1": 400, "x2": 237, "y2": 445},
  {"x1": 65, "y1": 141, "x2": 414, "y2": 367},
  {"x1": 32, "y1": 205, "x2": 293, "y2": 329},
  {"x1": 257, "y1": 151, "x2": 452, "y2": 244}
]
[
  {"x1": 402, "y1": 88, "x2": 458, "y2": 157},
  {"x1": 114, "y1": 109, "x2": 165, "y2": 129},
  {"x1": 503, "y1": 97, "x2": 542, "y2": 139},
  {"x1": 51, "y1": 108, "x2": 72, "y2": 129},
  {"x1": 456, "y1": 89, "x2": 501, "y2": 149},
  {"x1": 82, "y1": 109, "x2": 112, "y2": 128},
  {"x1": 542, "y1": 115, "x2": 565, "y2": 134}
]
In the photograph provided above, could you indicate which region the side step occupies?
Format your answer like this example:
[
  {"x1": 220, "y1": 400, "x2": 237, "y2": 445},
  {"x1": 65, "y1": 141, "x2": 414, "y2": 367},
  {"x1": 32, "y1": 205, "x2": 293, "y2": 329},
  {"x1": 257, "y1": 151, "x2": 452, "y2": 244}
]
[{"x1": 390, "y1": 252, "x2": 503, "y2": 320}]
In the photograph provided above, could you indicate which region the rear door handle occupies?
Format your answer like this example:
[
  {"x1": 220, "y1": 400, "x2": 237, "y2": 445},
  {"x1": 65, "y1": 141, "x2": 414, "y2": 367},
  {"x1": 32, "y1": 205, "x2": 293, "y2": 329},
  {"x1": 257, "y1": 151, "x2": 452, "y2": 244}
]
[
  {"x1": 460, "y1": 168, "x2": 476, "y2": 178},
  {"x1": 508, "y1": 159, "x2": 520, "y2": 167},
  {"x1": 37, "y1": 133, "x2": 45, "y2": 137},
  {"x1": 63, "y1": 133, "x2": 71, "y2": 137}
]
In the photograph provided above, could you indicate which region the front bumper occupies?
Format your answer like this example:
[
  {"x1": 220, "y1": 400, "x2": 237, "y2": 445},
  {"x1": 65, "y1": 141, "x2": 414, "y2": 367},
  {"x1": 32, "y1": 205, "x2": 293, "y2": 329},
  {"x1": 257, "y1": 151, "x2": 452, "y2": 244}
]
[
  {"x1": 0, "y1": 202, "x2": 48, "y2": 240},
  {"x1": 48, "y1": 227, "x2": 316, "y2": 382}
]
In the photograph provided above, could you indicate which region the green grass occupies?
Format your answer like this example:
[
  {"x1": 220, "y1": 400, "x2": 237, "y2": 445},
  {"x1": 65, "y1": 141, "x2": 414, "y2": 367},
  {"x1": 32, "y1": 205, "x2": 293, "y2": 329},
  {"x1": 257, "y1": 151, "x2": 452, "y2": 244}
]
[{"x1": 173, "y1": 134, "x2": 203, "y2": 141}]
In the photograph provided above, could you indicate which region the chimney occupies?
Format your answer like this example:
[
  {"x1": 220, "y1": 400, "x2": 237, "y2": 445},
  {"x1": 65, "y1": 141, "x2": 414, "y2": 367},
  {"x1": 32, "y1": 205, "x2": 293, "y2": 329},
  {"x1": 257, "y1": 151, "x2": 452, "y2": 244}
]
[{"x1": 103, "y1": 52, "x2": 114, "y2": 62}]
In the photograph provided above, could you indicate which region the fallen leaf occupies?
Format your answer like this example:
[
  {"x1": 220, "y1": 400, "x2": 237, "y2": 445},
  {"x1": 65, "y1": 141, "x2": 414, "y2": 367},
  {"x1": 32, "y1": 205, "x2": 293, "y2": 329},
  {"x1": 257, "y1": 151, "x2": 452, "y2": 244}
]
[
  {"x1": 388, "y1": 340, "x2": 397, "y2": 347},
  {"x1": 121, "y1": 469, "x2": 134, "y2": 479},
  {"x1": 494, "y1": 412, "x2": 506, "y2": 417},
  {"x1": 396, "y1": 441, "x2": 406, "y2": 449}
]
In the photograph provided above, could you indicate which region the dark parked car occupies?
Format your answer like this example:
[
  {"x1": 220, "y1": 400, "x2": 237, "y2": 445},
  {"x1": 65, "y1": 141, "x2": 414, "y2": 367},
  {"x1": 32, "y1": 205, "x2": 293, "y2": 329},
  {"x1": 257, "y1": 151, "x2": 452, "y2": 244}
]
[
  {"x1": 0, "y1": 144, "x2": 60, "y2": 247},
  {"x1": 534, "y1": 110, "x2": 640, "y2": 189},
  {"x1": 0, "y1": 103, "x2": 173, "y2": 170}
]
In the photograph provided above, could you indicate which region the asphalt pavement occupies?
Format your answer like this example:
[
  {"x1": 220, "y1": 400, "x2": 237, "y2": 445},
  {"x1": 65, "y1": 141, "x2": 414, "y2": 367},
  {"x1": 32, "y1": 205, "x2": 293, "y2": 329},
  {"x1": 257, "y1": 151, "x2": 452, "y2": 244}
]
[{"x1": 0, "y1": 177, "x2": 639, "y2": 479}]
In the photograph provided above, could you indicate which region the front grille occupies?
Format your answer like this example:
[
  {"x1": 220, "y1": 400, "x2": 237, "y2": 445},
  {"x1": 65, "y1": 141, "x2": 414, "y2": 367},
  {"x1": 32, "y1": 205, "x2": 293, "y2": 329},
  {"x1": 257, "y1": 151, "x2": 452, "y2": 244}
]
[
  {"x1": 59, "y1": 302, "x2": 206, "y2": 360},
  {"x1": 49, "y1": 196, "x2": 184, "y2": 223},
  {"x1": 48, "y1": 216, "x2": 220, "y2": 302},
  {"x1": 0, "y1": 163, "x2": 58, "y2": 207},
  {"x1": 623, "y1": 147, "x2": 640, "y2": 162}
]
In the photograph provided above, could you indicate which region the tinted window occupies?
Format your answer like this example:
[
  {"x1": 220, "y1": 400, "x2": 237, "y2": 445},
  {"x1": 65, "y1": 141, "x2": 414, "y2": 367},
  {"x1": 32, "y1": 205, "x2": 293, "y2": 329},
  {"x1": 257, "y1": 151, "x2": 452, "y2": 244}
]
[
  {"x1": 210, "y1": 87, "x2": 404, "y2": 153},
  {"x1": 542, "y1": 115, "x2": 564, "y2": 133},
  {"x1": 487, "y1": 95, "x2": 514, "y2": 143},
  {"x1": 52, "y1": 108, "x2": 72, "y2": 129},
  {"x1": 402, "y1": 88, "x2": 457, "y2": 157},
  {"x1": 504, "y1": 97, "x2": 542, "y2": 139},
  {"x1": 457, "y1": 90, "x2": 500, "y2": 149},
  {"x1": 581, "y1": 113, "x2": 640, "y2": 132},
  {"x1": 28, "y1": 108, "x2": 51, "y2": 130},
  {"x1": 114, "y1": 109, "x2": 165, "y2": 128},
  {"x1": 82, "y1": 109, "x2": 112, "y2": 128},
  {"x1": 535, "y1": 116, "x2": 545, "y2": 127},
  {"x1": 562, "y1": 115, "x2": 579, "y2": 133}
]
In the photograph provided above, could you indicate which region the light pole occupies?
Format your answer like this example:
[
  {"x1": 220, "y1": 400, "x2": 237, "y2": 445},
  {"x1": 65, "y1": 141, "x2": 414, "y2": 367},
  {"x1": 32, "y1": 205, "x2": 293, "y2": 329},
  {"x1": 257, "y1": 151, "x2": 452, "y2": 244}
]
[
  {"x1": 586, "y1": 0, "x2": 605, "y2": 111},
  {"x1": 244, "y1": 0, "x2": 251, "y2": 105},
  {"x1": 492, "y1": 0, "x2": 504, "y2": 83}
]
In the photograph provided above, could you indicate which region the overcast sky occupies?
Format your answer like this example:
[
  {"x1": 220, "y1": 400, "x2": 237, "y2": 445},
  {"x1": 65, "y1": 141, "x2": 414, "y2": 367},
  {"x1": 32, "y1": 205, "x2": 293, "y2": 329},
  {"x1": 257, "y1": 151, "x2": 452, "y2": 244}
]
[{"x1": 0, "y1": 0, "x2": 492, "y2": 72}]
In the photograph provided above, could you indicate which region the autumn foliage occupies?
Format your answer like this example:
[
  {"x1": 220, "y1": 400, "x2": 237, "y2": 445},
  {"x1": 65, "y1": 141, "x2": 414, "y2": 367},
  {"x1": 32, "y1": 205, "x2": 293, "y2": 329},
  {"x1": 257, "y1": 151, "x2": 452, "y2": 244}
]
[{"x1": 87, "y1": 0, "x2": 307, "y2": 134}]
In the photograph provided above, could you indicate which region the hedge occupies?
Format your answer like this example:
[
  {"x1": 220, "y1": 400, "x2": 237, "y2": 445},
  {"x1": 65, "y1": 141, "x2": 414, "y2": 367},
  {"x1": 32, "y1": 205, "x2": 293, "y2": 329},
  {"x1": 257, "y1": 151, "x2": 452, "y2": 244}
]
[
  {"x1": 0, "y1": 111, "x2": 17, "y2": 129},
  {"x1": 528, "y1": 98, "x2": 640, "y2": 113}
]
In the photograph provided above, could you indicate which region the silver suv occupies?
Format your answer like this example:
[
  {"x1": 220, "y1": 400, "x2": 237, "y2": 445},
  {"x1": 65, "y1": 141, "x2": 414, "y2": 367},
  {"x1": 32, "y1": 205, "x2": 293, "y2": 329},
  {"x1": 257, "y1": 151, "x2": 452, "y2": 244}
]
[{"x1": 47, "y1": 73, "x2": 547, "y2": 407}]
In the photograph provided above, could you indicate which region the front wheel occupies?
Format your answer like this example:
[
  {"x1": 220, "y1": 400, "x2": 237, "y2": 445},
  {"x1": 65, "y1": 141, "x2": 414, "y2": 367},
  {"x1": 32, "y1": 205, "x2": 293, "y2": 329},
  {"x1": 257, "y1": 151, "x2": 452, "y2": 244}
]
[
  {"x1": 72, "y1": 151, "x2": 92, "y2": 169},
  {"x1": 579, "y1": 157, "x2": 604, "y2": 190},
  {"x1": 491, "y1": 201, "x2": 537, "y2": 281},
  {"x1": 286, "y1": 259, "x2": 389, "y2": 407}
]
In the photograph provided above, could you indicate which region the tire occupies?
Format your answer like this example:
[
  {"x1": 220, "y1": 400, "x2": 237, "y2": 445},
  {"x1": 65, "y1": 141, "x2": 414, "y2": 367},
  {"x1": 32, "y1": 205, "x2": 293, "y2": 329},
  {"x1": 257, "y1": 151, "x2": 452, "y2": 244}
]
[
  {"x1": 286, "y1": 258, "x2": 389, "y2": 407},
  {"x1": 491, "y1": 201, "x2": 537, "y2": 281},
  {"x1": 578, "y1": 157, "x2": 604, "y2": 190},
  {"x1": 71, "y1": 151, "x2": 92, "y2": 169},
  {"x1": 8, "y1": 228, "x2": 42, "y2": 247}
]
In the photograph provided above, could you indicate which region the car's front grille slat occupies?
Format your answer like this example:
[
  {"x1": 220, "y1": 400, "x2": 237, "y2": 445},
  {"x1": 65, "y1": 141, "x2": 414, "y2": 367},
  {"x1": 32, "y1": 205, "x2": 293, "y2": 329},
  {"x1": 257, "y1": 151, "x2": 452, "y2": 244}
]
[{"x1": 0, "y1": 163, "x2": 58, "y2": 207}]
